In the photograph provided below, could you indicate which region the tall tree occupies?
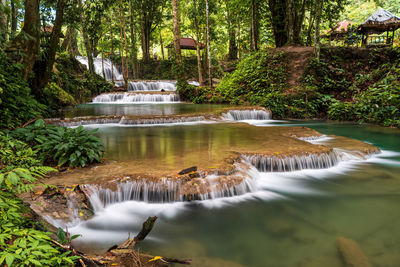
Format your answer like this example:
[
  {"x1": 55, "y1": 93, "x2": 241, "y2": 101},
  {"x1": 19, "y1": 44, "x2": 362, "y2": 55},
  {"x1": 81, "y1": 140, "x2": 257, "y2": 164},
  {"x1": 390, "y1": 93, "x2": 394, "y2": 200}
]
[
  {"x1": 205, "y1": 0, "x2": 211, "y2": 88},
  {"x1": 314, "y1": 0, "x2": 323, "y2": 60},
  {"x1": 189, "y1": 0, "x2": 205, "y2": 85},
  {"x1": 268, "y1": 0, "x2": 287, "y2": 47},
  {"x1": 132, "y1": 0, "x2": 166, "y2": 62},
  {"x1": 129, "y1": 0, "x2": 138, "y2": 78},
  {"x1": 0, "y1": 0, "x2": 8, "y2": 44},
  {"x1": 41, "y1": 0, "x2": 66, "y2": 88},
  {"x1": 10, "y1": 1, "x2": 18, "y2": 39},
  {"x1": 8, "y1": 0, "x2": 40, "y2": 79},
  {"x1": 172, "y1": 0, "x2": 182, "y2": 63},
  {"x1": 78, "y1": 0, "x2": 94, "y2": 74},
  {"x1": 250, "y1": 0, "x2": 259, "y2": 51},
  {"x1": 226, "y1": 0, "x2": 237, "y2": 59}
]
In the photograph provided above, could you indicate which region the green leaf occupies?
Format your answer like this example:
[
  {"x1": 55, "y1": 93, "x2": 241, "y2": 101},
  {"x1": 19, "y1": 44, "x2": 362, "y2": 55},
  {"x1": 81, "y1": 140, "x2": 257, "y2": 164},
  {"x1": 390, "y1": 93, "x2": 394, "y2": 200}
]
[
  {"x1": 5, "y1": 254, "x2": 15, "y2": 267},
  {"x1": 7, "y1": 172, "x2": 20, "y2": 185},
  {"x1": 34, "y1": 119, "x2": 45, "y2": 128},
  {"x1": 57, "y1": 228, "x2": 66, "y2": 244}
]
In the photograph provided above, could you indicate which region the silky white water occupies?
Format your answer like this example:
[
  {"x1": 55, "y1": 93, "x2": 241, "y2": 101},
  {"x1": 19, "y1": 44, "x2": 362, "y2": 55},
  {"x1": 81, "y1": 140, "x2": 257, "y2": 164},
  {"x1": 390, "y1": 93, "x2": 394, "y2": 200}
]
[
  {"x1": 48, "y1": 112, "x2": 400, "y2": 266},
  {"x1": 92, "y1": 93, "x2": 180, "y2": 103}
]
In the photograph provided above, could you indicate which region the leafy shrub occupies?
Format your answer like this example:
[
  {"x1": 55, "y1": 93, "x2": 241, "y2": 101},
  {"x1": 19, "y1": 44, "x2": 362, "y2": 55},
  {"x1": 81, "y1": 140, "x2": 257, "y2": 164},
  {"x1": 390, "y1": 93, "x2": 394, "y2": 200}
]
[
  {"x1": 10, "y1": 119, "x2": 104, "y2": 167},
  {"x1": 0, "y1": 192, "x2": 79, "y2": 266},
  {"x1": 177, "y1": 80, "x2": 214, "y2": 104},
  {"x1": 0, "y1": 132, "x2": 79, "y2": 265},
  {"x1": 0, "y1": 133, "x2": 56, "y2": 194},
  {"x1": 216, "y1": 50, "x2": 288, "y2": 103},
  {"x1": 0, "y1": 51, "x2": 46, "y2": 129},
  {"x1": 43, "y1": 82, "x2": 76, "y2": 112}
]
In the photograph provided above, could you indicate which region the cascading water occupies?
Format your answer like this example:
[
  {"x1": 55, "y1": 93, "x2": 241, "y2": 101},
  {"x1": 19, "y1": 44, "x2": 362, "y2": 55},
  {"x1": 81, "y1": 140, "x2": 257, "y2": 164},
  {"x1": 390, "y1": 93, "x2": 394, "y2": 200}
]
[
  {"x1": 92, "y1": 92, "x2": 180, "y2": 103},
  {"x1": 76, "y1": 56, "x2": 124, "y2": 83},
  {"x1": 243, "y1": 151, "x2": 340, "y2": 172},
  {"x1": 82, "y1": 174, "x2": 255, "y2": 211},
  {"x1": 127, "y1": 81, "x2": 176, "y2": 91},
  {"x1": 49, "y1": 115, "x2": 206, "y2": 127},
  {"x1": 223, "y1": 109, "x2": 271, "y2": 120}
]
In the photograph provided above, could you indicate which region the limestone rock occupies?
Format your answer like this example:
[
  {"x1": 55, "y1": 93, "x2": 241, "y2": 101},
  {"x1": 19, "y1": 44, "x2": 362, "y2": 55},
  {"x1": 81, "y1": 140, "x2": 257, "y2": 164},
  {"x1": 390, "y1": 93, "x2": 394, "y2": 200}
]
[{"x1": 336, "y1": 236, "x2": 372, "y2": 267}]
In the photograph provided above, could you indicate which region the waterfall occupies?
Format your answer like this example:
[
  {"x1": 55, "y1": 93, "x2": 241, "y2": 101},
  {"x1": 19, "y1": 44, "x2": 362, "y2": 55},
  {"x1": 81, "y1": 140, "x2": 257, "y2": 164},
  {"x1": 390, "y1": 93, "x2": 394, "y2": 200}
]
[
  {"x1": 92, "y1": 93, "x2": 180, "y2": 103},
  {"x1": 127, "y1": 81, "x2": 176, "y2": 91},
  {"x1": 76, "y1": 56, "x2": 124, "y2": 84},
  {"x1": 82, "y1": 175, "x2": 255, "y2": 210},
  {"x1": 119, "y1": 116, "x2": 205, "y2": 125},
  {"x1": 243, "y1": 151, "x2": 340, "y2": 172},
  {"x1": 46, "y1": 115, "x2": 206, "y2": 127},
  {"x1": 223, "y1": 109, "x2": 271, "y2": 120}
]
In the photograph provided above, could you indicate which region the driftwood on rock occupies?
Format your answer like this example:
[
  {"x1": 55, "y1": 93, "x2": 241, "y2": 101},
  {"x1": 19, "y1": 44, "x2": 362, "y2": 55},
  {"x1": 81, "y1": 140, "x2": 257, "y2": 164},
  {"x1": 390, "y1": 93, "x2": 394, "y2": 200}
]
[
  {"x1": 107, "y1": 216, "x2": 191, "y2": 266},
  {"x1": 179, "y1": 166, "x2": 198, "y2": 175}
]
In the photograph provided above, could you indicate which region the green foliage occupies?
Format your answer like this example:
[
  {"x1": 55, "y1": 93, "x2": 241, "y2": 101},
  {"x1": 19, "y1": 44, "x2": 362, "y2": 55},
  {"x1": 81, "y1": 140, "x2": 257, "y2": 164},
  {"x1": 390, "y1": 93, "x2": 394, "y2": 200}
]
[
  {"x1": 0, "y1": 51, "x2": 46, "y2": 129},
  {"x1": 304, "y1": 47, "x2": 400, "y2": 127},
  {"x1": 177, "y1": 80, "x2": 214, "y2": 104},
  {"x1": 54, "y1": 53, "x2": 112, "y2": 103},
  {"x1": 0, "y1": 133, "x2": 56, "y2": 194},
  {"x1": 0, "y1": 192, "x2": 79, "y2": 266},
  {"x1": 44, "y1": 82, "x2": 76, "y2": 107},
  {"x1": 10, "y1": 119, "x2": 104, "y2": 167},
  {"x1": 0, "y1": 132, "x2": 79, "y2": 266},
  {"x1": 216, "y1": 50, "x2": 288, "y2": 104},
  {"x1": 57, "y1": 228, "x2": 81, "y2": 246}
]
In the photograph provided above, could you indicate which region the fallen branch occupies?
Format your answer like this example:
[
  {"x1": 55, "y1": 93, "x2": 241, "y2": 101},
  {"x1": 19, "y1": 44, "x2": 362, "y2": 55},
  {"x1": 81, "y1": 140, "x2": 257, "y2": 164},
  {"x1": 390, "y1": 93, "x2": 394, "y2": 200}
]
[
  {"x1": 134, "y1": 216, "x2": 157, "y2": 242},
  {"x1": 115, "y1": 216, "x2": 158, "y2": 250},
  {"x1": 162, "y1": 257, "x2": 192, "y2": 265},
  {"x1": 20, "y1": 117, "x2": 39, "y2": 128}
]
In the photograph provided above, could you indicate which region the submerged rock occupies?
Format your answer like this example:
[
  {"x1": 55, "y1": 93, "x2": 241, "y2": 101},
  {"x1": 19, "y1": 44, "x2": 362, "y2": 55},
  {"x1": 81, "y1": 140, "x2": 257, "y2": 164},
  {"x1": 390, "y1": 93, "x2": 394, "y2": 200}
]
[{"x1": 337, "y1": 237, "x2": 372, "y2": 267}]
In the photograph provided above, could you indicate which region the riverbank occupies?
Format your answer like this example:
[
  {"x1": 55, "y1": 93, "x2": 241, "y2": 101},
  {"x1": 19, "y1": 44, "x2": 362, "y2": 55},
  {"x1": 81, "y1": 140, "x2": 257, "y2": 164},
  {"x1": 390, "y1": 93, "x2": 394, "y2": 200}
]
[{"x1": 177, "y1": 46, "x2": 400, "y2": 128}]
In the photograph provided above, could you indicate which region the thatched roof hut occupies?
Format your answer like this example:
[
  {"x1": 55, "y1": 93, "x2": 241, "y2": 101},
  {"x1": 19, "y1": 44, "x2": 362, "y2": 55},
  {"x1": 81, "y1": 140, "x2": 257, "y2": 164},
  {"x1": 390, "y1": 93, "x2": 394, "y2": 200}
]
[
  {"x1": 359, "y1": 8, "x2": 400, "y2": 33},
  {"x1": 358, "y1": 8, "x2": 400, "y2": 46}
]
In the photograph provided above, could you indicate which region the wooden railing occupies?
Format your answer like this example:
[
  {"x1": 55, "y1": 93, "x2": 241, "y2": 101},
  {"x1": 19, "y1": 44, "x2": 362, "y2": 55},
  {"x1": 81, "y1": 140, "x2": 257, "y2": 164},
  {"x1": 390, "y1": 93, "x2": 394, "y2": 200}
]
[{"x1": 368, "y1": 36, "x2": 393, "y2": 46}]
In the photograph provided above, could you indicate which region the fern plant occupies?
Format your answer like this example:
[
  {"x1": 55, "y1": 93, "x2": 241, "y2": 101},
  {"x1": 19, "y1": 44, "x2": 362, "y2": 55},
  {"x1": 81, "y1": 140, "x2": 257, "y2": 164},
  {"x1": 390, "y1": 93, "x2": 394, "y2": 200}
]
[{"x1": 9, "y1": 119, "x2": 104, "y2": 167}]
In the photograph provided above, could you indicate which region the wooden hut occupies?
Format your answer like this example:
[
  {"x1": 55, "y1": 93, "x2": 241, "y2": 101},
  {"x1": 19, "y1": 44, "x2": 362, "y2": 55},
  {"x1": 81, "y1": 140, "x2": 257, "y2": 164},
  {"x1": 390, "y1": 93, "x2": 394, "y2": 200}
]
[
  {"x1": 358, "y1": 8, "x2": 400, "y2": 47},
  {"x1": 166, "y1": 38, "x2": 205, "y2": 58}
]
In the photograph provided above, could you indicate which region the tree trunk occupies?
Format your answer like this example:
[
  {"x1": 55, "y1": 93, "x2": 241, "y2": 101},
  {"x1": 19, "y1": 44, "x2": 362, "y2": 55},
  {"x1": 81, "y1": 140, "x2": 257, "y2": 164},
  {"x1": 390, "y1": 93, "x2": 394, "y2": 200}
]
[
  {"x1": 226, "y1": 0, "x2": 237, "y2": 60},
  {"x1": 8, "y1": 0, "x2": 40, "y2": 79},
  {"x1": 119, "y1": 0, "x2": 128, "y2": 83},
  {"x1": 251, "y1": 0, "x2": 258, "y2": 51},
  {"x1": 10, "y1": 1, "x2": 17, "y2": 39},
  {"x1": 306, "y1": 2, "x2": 315, "y2": 46},
  {"x1": 268, "y1": 0, "x2": 287, "y2": 47},
  {"x1": 62, "y1": 26, "x2": 71, "y2": 51},
  {"x1": 237, "y1": 19, "x2": 241, "y2": 59},
  {"x1": 205, "y1": 0, "x2": 212, "y2": 88},
  {"x1": 140, "y1": 18, "x2": 150, "y2": 62},
  {"x1": 172, "y1": 0, "x2": 182, "y2": 63},
  {"x1": 41, "y1": 0, "x2": 66, "y2": 88},
  {"x1": 0, "y1": 0, "x2": 7, "y2": 44},
  {"x1": 78, "y1": 0, "x2": 94, "y2": 74},
  {"x1": 314, "y1": 0, "x2": 323, "y2": 60},
  {"x1": 129, "y1": 0, "x2": 138, "y2": 79},
  {"x1": 294, "y1": 0, "x2": 307, "y2": 44},
  {"x1": 286, "y1": 0, "x2": 295, "y2": 45},
  {"x1": 159, "y1": 32, "x2": 165, "y2": 60},
  {"x1": 194, "y1": 18, "x2": 203, "y2": 86}
]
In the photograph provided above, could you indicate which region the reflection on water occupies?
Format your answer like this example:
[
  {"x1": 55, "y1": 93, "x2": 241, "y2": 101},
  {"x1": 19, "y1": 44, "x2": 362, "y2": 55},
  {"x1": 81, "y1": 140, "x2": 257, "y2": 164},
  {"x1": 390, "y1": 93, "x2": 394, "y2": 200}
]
[{"x1": 65, "y1": 107, "x2": 400, "y2": 267}]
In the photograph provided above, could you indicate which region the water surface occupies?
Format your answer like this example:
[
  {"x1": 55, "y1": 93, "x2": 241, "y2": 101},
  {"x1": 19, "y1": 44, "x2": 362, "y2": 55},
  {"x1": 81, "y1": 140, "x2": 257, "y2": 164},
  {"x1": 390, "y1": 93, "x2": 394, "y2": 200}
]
[{"x1": 65, "y1": 105, "x2": 400, "y2": 267}]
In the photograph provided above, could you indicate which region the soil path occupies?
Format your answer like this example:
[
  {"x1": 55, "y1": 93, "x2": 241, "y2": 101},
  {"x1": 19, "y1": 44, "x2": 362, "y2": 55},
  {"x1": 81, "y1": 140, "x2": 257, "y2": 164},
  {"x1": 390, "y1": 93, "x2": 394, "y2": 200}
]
[{"x1": 276, "y1": 46, "x2": 315, "y2": 88}]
